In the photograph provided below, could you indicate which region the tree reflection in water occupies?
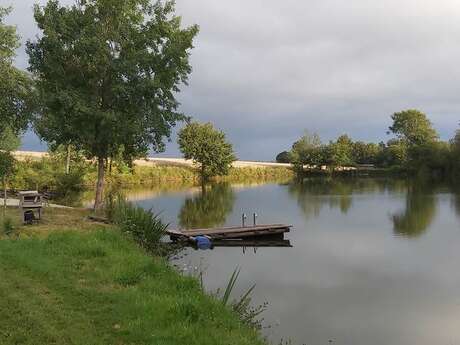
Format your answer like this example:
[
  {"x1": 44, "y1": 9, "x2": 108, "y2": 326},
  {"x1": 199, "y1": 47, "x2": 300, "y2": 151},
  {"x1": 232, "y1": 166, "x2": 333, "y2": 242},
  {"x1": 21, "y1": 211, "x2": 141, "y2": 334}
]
[
  {"x1": 287, "y1": 178, "x2": 393, "y2": 218},
  {"x1": 451, "y1": 183, "x2": 460, "y2": 219},
  {"x1": 179, "y1": 183, "x2": 235, "y2": 229},
  {"x1": 392, "y1": 181, "x2": 437, "y2": 238}
]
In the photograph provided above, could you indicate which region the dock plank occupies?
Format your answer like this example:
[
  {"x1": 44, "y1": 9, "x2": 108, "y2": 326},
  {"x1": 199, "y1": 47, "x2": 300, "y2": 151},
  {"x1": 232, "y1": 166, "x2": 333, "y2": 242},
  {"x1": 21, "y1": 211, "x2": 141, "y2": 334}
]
[{"x1": 167, "y1": 224, "x2": 291, "y2": 240}]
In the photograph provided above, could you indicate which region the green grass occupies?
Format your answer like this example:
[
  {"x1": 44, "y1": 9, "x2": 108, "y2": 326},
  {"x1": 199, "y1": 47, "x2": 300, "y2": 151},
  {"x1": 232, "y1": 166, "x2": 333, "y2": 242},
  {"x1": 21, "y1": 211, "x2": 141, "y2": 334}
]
[{"x1": 0, "y1": 229, "x2": 265, "y2": 345}]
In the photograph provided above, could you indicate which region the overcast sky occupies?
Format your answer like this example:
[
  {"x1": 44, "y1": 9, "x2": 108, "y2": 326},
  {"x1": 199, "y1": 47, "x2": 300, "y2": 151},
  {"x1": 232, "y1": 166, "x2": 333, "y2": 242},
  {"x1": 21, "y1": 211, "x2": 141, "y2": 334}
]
[{"x1": 2, "y1": 0, "x2": 460, "y2": 160}]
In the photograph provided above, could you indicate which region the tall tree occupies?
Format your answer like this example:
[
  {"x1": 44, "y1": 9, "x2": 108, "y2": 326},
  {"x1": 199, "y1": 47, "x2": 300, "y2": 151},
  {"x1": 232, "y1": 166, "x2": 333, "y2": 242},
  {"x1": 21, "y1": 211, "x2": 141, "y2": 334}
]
[
  {"x1": 178, "y1": 122, "x2": 236, "y2": 180},
  {"x1": 0, "y1": 7, "x2": 32, "y2": 135},
  {"x1": 27, "y1": 0, "x2": 198, "y2": 209},
  {"x1": 389, "y1": 109, "x2": 438, "y2": 146}
]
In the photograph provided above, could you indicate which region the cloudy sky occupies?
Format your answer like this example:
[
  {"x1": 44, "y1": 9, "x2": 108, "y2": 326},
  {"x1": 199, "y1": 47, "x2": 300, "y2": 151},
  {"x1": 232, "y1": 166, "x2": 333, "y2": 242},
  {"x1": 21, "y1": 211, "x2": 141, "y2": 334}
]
[{"x1": 2, "y1": 0, "x2": 460, "y2": 160}]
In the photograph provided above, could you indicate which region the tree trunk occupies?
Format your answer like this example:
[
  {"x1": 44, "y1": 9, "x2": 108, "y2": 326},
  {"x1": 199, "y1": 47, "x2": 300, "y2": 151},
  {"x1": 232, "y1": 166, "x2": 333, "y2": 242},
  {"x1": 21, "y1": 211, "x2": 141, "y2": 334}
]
[
  {"x1": 3, "y1": 176, "x2": 6, "y2": 216},
  {"x1": 201, "y1": 164, "x2": 206, "y2": 182},
  {"x1": 94, "y1": 157, "x2": 105, "y2": 211},
  {"x1": 65, "y1": 144, "x2": 71, "y2": 174}
]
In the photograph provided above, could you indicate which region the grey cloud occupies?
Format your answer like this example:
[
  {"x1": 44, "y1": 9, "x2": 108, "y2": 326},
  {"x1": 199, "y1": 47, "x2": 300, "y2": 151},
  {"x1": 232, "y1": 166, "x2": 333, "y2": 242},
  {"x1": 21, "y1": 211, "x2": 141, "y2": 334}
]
[{"x1": 3, "y1": 0, "x2": 460, "y2": 159}]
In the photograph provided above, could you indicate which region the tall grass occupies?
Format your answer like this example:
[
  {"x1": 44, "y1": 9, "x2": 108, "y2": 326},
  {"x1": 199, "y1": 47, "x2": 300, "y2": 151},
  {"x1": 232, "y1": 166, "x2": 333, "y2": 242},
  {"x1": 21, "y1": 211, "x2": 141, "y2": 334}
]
[
  {"x1": 2, "y1": 218, "x2": 14, "y2": 237},
  {"x1": 106, "y1": 195, "x2": 167, "y2": 254},
  {"x1": 10, "y1": 157, "x2": 292, "y2": 192},
  {"x1": 218, "y1": 267, "x2": 267, "y2": 331}
]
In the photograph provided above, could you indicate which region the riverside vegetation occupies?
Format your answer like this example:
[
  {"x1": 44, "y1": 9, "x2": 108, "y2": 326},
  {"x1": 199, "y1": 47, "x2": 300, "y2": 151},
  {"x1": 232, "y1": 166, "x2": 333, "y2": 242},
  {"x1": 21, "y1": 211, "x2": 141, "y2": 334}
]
[
  {"x1": 6, "y1": 153, "x2": 293, "y2": 203},
  {"x1": 279, "y1": 110, "x2": 460, "y2": 179},
  {"x1": 0, "y1": 198, "x2": 267, "y2": 345}
]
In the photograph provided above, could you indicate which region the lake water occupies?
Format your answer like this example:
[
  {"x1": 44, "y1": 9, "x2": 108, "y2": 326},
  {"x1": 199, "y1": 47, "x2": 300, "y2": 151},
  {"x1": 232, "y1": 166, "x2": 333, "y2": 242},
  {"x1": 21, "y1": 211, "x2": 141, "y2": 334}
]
[{"x1": 131, "y1": 178, "x2": 460, "y2": 345}]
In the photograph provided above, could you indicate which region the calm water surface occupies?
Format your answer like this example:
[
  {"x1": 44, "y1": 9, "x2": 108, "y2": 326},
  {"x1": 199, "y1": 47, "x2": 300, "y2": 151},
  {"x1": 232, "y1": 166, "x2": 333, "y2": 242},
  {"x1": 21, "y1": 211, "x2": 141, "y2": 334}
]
[{"x1": 131, "y1": 178, "x2": 460, "y2": 345}]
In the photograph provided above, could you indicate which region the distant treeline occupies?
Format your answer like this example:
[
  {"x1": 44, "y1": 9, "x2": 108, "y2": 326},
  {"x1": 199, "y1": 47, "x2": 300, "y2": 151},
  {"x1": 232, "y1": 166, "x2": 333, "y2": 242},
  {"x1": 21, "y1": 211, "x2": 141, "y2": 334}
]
[{"x1": 276, "y1": 109, "x2": 460, "y2": 177}]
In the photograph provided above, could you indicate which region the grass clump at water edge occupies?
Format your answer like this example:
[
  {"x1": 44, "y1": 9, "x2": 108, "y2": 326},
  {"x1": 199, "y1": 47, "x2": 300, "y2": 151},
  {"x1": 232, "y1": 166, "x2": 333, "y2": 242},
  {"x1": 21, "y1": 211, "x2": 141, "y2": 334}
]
[{"x1": 106, "y1": 193, "x2": 167, "y2": 255}]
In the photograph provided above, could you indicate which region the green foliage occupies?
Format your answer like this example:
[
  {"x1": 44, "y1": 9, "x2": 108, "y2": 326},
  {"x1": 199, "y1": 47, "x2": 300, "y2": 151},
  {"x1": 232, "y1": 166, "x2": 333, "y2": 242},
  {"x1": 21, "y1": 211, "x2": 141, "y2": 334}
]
[
  {"x1": 109, "y1": 196, "x2": 167, "y2": 254},
  {"x1": 352, "y1": 141, "x2": 380, "y2": 164},
  {"x1": 378, "y1": 139, "x2": 408, "y2": 167},
  {"x1": 0, "y1": 152, "x2": 16, "y2": 181},
  {"x1": 2, "y1": 217, "x2": 14, "y2": 236},
  {"x1": 0, "y1": 7, "x2": 33, "y2": 135},
  {"x1": 289, "y1": 131, "x2": 323, "y2": 170},
  {"x1": 10, "y1": 154, "x2": 88, "y2": 194},
  {"x1": 178, "y1": 122, "x2": 236, "y2": 180},
  {"x1": 275, "y1": 151, "x2": 291, "y2": 163},
  {"x1": 28, "y1": 0, "x2": 198, "y2": 207},
  {"x1": 389, "y1": 109, "x2": 438, "y2": 146},
  {"x1": 218, "y1": 267, "x2": 266, "y2": 331},
  {"x1": 286, "y1": 109, "x2": 460, "y2": 178},
  {"x1": 0, "y1": 127, "x2": 20, "y2": 152},
  {"x1": 328, "y1": 134, "x2": 354, "y2": 166}
]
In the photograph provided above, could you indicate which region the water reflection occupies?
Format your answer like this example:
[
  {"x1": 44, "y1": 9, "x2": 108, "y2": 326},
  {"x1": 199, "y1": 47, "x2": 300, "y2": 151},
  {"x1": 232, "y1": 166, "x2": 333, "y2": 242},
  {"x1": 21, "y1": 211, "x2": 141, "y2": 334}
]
[
  {"x1": 451, "y1": 183, "x2": 460, "y2": 218},
  {"x1": 178, "y1": 183, "x2": 235, "y2": 229},
  {"x1": 392, "y1": 182, "x2": 437, "y2": 238},
  {"x1": 287, "y1": 178, "x2": 400, "y2": 218}
]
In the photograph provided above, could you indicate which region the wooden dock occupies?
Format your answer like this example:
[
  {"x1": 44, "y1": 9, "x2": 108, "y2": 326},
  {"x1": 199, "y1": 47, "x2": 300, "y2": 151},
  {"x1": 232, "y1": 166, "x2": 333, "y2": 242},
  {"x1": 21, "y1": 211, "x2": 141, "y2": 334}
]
[{"x1": 167, "y1": 224, "x2": 291, "y2": 241}]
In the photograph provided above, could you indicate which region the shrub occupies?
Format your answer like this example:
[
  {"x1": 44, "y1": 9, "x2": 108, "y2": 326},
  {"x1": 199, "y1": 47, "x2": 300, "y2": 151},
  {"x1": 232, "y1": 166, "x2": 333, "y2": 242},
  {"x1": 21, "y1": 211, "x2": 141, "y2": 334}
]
[
  {"x1": 108, "y1": 196, "x2": 167, "y2": 254},
  {"x1": 2, "y1": 218, "x2": 14, "y2": 236}
]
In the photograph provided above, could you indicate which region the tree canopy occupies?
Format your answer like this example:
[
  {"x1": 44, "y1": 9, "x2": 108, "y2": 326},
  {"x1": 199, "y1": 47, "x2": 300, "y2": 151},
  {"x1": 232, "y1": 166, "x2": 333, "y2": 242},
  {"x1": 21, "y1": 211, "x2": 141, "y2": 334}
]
[
  {"x1": 178, "y1": 122, "x2": 236, "y2": 180},
  {"x1": 27, "y1": 0, "x2": 199, "y2": 208},
  {"x1": 389, "y1": 109, "x2": 438, "y2": 146},
  {"x1": 290, "y1": 131, "x2": 323, "y2": 169},
  {"x1": 0, "y1": 7, "x2": 32, "y2": 135}
]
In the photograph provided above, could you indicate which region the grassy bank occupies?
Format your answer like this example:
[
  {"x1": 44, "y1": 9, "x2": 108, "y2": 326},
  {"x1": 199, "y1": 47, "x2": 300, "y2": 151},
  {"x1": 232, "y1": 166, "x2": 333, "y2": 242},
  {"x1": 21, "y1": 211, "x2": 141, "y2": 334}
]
[
  {"x1": 0, "y1": 223, "x2": 265, "y2": 345},
  {"x1": 9, "y1": 158, "x2": 293, "y2": 191}
]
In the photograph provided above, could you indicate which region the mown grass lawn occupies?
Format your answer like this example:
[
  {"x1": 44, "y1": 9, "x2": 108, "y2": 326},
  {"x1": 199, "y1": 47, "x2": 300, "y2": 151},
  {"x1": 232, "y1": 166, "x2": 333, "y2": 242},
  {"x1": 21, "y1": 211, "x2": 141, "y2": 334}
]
[{"x1": 0, "y1": 229, "x2": 265, "y2": 345}]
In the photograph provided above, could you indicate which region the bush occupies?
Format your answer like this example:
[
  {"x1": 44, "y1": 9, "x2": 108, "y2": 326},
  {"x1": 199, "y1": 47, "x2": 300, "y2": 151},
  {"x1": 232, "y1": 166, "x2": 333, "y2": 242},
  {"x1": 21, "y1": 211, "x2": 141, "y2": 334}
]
[
  {"x1": 275, "y1": 151, "x2": 291, "y2": 163},
  {"x1": 107, "y1": 196, "x2": 167, "y2": 254},
  {"x1": 54, "y1": 169, "x2": 85, "y2": 196},
  {"x1": 2, "y1": 218, "x2": 14, "y2": 236}
]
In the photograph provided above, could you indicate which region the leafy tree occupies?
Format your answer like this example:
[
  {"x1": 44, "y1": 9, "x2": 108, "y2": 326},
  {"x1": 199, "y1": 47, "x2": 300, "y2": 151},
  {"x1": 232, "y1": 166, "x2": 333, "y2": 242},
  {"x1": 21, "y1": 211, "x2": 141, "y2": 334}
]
[
  {"x1": 328, "y1": 134, "x2": 354, "y2": 166},
  {"x1": 383, "y1": 139, "x2": 408, "y2": 167},
  {"x1": 275, "y1": 151, "x2": 291, "y2": 163},
  {"x1": 352, "y1": 141, "x2": 380, "y2": 165},
  {"x1": 178, "y1": 122, "x2": 236, "y2": 180},
  {"x1": 290, "y1": 131, "x2": 323, "y2": 170},
  {"x1": 389, "y1": 109, "x2": 438, "y2": 146},
  {"x1": 0, "y1": 127, "x2": 20, "y2": 212},
  {"x1": 0, "y1": 7, "x2": 33, "y2": 135},
  {"x1": 27, "y1": 0, "x2": 198, "y2": 209},
  {"x1": 0, "y1": 127, "x2": 20, "y2": 153}
]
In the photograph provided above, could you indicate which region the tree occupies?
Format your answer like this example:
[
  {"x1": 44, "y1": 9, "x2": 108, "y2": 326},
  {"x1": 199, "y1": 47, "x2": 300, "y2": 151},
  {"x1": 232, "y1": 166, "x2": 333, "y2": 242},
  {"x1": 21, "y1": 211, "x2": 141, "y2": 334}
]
[
  {"x1": 178, "y1": 122, "x2": 236, "y2": 180},
  {"x1": 0, "y1": 127, "x2": 20, "y2": 212},
  {"x1": 275, "y1": 151, "x2": 291, "y2": 163},
  {"x1": 27, "y1": 0, "x2": 198, "y2": 209},
  {"x1": 383, "y1": 139, "x2": 408, "y2": 167},
  {"x1": 290, "y1": 131, "x2": 323, "y2": 170},
  {"x1": 0, "y1": 7, "x2": 32, "y2": 135},
  {"x1": 328, "y1": 134, "x2": 354, "y2": 166},
  {"x1": 0, "y1": 152, "x2": 15, "y2": 212},
  {"x1": 389, "y1": 109, "x2": 438, "y2": 146},
  {"x1": 352, "y1": 141, "x2": 380, "y2": 165}
]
